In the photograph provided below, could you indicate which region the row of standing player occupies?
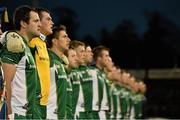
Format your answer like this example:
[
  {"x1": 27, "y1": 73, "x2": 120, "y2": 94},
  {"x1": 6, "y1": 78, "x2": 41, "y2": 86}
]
[{"x1": 0, "y1": 5, "x2": 146, "y2": 119}]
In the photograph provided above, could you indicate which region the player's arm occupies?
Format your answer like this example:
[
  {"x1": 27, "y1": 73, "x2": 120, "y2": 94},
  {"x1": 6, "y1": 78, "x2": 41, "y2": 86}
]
[{"x1": 1, "y1": 63, "x2": 16, "y2": 115}]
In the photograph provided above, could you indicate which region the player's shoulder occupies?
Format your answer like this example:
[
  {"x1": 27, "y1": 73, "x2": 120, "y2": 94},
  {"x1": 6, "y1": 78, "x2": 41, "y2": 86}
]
[
  {"x1": 6, "y1": 31, "x2": 25, "y2": 53},
  {"x1": 5, "y1": 31, "x2": 22, "y2": 40}
]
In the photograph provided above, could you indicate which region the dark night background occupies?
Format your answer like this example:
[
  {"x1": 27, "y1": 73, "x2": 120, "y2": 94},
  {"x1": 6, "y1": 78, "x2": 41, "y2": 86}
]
[{"x1": 1, "y1": 0, "x2": 180, "y2": 118}]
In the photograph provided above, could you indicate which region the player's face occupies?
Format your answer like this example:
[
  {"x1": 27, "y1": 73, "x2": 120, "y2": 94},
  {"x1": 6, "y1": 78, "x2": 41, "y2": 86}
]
[
  {"x1": 75, "y1": 45, "x2": 86, "y2": 65},
  {"x1": 26, "y1": 11, "x2": 41, "y2": 38},
  {"x1": 132, "y1": 82, "x2": 139, "y2": 93},
  {"x1": 104, "y1": 57, "x2": 114, "y2": 71},
  {"x1": 100, "y1": 50, "x2": 110, "y2": 67},
  {"x1": 121, "y1": 72, "x2": 130, "y2": 84},
  {"x1": 40, "y1": 11, "x2": 54, "y2": 35},
  {"x1": 68, "y1": 49, "x2": 78, "y2": 68},
  {"x1": 56, "y1": 30, "x2": 70, "y2": 52},
  {"x1": 139, "y1": 82, "x2": 146, "y2": 93},
  {"x1": 85, "y1": 46, "x2": 93, "y2": 64}
]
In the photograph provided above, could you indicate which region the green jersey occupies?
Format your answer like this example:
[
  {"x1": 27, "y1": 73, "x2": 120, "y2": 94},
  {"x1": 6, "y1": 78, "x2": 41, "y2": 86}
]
[
  {"x1": 96, "y1": 69, "x2": 111, "y2": 111},
  {"x1": 0, "y1": 31, "x2": 37, "y2": 117},
  {"x1": 130, "y1": 92, "x2": 145, "y2": 119},
  {"x1": 110, "y1": 83, "x2": 122, "y2": 119},
  {"x1": 119, "y1": 86, "x2": 131, "y2": 119},
  {"x1": 88, "y1": 66, "x2": 99, "y2": 111},
  {"x1": 79, "y1": 65, "x2": 97, "y2": 112},
  {"x1": 68, "y1": 68, "x2": 85, "y2": 116},
  {"x1": 66, "y1": 74, "x2": 73, "y2": 119},
  {"x1": 47, "y1": 50, "x2": 68, "y2": 119}
]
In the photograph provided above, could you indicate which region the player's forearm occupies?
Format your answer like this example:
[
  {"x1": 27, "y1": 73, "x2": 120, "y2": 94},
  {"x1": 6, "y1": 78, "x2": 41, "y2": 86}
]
[
  {"x1": 6, "y1": 84, "x2": 12, "y2": 114},
  {"x1": 1, "y1": 63, "x2": 16, "y2": 115}
]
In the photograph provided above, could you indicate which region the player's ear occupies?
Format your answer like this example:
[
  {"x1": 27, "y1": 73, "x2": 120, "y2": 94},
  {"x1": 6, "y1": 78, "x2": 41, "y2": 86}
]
[{"x1": 20, "y1": 20, "x2": 27, "y2": 29}]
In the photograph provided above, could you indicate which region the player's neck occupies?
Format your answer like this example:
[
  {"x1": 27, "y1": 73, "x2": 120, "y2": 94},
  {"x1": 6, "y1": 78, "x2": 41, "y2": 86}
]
[
  {"x1": 18, "y1": 30, "x2": 30, "y2": 42},
  {"x1": 96, "y1": 63, "x2": 103, "y2": 70},
  {"x1": 51, "y1": 47, "x2": 64, "y2": 58}
]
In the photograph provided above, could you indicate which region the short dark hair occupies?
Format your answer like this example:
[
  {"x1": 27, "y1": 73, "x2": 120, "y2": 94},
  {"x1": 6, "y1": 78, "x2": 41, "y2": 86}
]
[
  {"x1": 93, "y1": 45, "x2": 109, "y2": 61},
  {"x1": 46, "y1": 25, "x2": 66, "y2": 48},
  {"x1": 35, "y1": 7, "x2": 50, "y2": 20},
  {"x1": 69, "y1": 40, "x2": 85, "y2": 50},
  {"x1": 13, "y1": 5, "x2": 36, "y2": 30}
]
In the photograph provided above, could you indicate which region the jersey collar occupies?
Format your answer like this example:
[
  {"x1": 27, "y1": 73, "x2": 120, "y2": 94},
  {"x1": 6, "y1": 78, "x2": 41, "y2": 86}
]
[{"x1": 40, "y1": 33, "x2": 46, "y2": 41}]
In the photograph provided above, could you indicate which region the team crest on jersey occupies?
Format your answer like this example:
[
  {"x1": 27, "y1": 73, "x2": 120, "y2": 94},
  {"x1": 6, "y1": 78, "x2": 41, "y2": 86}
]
[
  {"x1": 22, "y1": 103, "x2": 28, "y2": 110},
  {"x1": 53, "y1": 108, "x2": 58, "y2": 114}
]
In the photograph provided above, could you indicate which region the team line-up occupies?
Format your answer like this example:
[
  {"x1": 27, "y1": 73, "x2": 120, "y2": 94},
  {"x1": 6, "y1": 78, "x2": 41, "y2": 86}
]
[{"x1": 0, "y1": 5, "x2": 146, "y2": 120}]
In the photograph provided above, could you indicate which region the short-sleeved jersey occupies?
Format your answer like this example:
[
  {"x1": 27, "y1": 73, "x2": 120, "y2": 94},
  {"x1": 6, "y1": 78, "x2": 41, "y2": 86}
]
[
  {"x1": 29, "y1": 35, "x2": 50, "y2": 105},
  {"x1": 47, "y1": 50, "x2": 68, "y2": 119},
  {"x1": 0, "y1": 31, "x2": 37, "y2": 116}
]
